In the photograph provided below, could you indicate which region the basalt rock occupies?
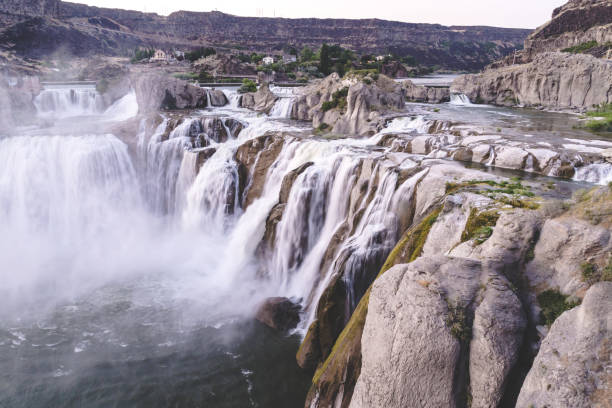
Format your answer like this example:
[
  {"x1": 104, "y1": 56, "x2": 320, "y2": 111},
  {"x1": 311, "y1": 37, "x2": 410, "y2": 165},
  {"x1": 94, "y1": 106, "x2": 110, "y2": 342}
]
[
  {"x1": 451, "y1": 52, "x2": 612, "y2": 110},
  {"x1": 255, "y1": 297, "x2": 301, "y2": 332}
]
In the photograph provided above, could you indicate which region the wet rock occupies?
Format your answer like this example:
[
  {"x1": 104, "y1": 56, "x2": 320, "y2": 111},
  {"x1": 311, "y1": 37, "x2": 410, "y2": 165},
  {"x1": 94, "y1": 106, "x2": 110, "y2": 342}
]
[
  {"x1": 516, "y1": 282, "x2": 612, "y2": 408},
  {"x1": 234, "y1": 133, "x2": 285, "y2": 208},
  {"x1": 207, "y1": 89, "x2": 228, "y2": 107},
  {"x1": 255, "y1": 297, "x2": 301, "y2": 332}
]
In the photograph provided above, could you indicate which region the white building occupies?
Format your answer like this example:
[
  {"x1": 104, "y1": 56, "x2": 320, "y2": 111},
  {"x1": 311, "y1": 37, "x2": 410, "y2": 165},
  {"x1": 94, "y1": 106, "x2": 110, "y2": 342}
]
[
  {"x1": 262, "y1": 56, "x2": 274, "y2": 65},
  {"x1": 150, "y1": 49, "x2": 167, "y2": 62},
  {"x1": 283, "y1": 54, "x2": 297, "y2": 63}
]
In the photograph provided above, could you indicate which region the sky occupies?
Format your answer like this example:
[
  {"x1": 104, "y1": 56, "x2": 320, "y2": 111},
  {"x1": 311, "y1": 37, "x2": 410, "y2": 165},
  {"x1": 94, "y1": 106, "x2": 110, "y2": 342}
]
[{"x1": 78, "y1": 0, "x2": 568, "y2": 29}]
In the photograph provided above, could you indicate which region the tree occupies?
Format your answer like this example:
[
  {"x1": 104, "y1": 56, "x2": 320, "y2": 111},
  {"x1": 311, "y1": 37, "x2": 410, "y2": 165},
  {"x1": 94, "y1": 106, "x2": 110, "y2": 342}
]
[
  {"x1": 300, "y1": 46, "x2": 315, "y2": 62},
  {"x1": 319, "y1": 43, "x2": 331, "y2": 76}
]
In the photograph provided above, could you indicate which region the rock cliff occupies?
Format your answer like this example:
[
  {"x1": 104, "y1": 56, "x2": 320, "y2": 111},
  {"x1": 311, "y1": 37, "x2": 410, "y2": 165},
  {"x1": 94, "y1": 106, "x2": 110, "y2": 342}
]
[
  {"x1": 451, "y1": 52, "x2": 612, "y2": 109},
  {"x1": 0, "y1": 1, "x2": 530, "y2": 70}
]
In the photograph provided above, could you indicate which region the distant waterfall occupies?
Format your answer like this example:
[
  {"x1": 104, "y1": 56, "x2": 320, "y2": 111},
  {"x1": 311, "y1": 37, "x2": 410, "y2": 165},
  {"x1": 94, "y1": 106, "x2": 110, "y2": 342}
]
[
  {"x1": 34, "y1": 85, "x2": 105, "y2": 118},
  {"x1": 574, "y1": 163, "x2": 612, "y2": 185},
  {"x1": 450, "y1": 93, "x2": 473, "y2": 106}
]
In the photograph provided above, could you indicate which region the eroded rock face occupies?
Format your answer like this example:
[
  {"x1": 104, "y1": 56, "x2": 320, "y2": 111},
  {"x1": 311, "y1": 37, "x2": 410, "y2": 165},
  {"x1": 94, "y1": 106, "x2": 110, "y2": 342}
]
[
  {"x1": 255, "y1": 297, "x2": 301, "y2": 332},
  {"x1": 291, "y1": 73, "x2": 405, "y2": 136},
  {"x1": 451, "y1": 52, "x2": 612, "y2": 110},
  {"x1": 0, "y1": 75, "x2": 40, "y2": 133},
  {"x1": 240, "y1": 83, "x2": 277, "y2": 114},
  {"x1": 350, "y1": 256, "x2": 526, "y2": 408},
  {"x1": 516, "y1": 282, "x2": 612, "y2": 408}
]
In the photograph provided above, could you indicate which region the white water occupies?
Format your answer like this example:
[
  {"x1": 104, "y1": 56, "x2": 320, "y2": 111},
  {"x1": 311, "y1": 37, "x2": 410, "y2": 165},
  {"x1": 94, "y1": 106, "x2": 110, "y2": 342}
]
[
  {"x1": 574, "y1": 163, "x2": 612, "y2": 185},
  {"x1": 34, "y1": 85, "x2": 105, "y2": 118},
  {"x1": 269, "y1": 97, "x2": 295, "y2": 118},
  {"x1": 450, "y1": 93, "x2": 474, "y2": 106}
]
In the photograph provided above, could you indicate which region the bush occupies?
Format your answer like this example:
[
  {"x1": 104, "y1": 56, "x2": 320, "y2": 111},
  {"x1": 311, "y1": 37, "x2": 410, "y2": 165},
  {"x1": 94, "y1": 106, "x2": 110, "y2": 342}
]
[
  {"x1": 562, "y1": 40, "x2": 599, "y2": 54},
  {"x1": 238, "y1": 78, "x2": 257, "y2": 94},
  {"x1": 130, "y1": 47, "x2": 154, "y2": 63},
  {"x1": 537, "y1": 290, "x2": 580, "y2": 327},
  {"x1": 184, "y1": 47, "x2": 216, "y2": 62},
  {"x1": 198, "y1": 70, "x2": 213, "y2": 82},
  {"x1": 320, "y1": 87, "x2": 349, "y2": 112}
]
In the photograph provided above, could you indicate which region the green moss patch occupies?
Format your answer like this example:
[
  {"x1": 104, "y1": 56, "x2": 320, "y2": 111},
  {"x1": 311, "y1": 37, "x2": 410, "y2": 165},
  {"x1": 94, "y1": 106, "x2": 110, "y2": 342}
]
[
  {"x1": 537, "y1": 290, "x2": 580, "y2": 327},
  {"x1": 461, "y1": 208, "x2": 500, "y2": 245},
  {"x1": 584, "y1": 104, "x2": 612, "y2": 133}
]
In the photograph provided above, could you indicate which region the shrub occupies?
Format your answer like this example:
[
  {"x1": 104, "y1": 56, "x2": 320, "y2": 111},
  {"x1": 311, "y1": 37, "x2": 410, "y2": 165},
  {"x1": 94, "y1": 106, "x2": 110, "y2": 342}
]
[
  {"x1": 321, "y1": 87, "x2": 349, "y2": 112},
  {"x1": 238, "y1": 79, "x2": 257, "y2": 94},
  {"x1": 130, "y1": 47, "x2": 154, "y2": 63},
  {"x1": 584, "y1": 104, "x2": 612, "y2": 133},
  {"x1": 581, "y1": 262, "x2": 598, "y2": 284},
  {"x1": 185, "y1": 47, "x2": 216, "y2": 62},
  {"x1": 562, "y1": 40, "x2": 599, "y2": 54},
  {"x1": 198, "y1": 70, "x2": 213, "y2": 82},
  {"x1": 537, "y1": 290, "x2": 580, "y2": 327},
  {"x1": 445, "y1": 303, "x2": 471, "y2": 342}
]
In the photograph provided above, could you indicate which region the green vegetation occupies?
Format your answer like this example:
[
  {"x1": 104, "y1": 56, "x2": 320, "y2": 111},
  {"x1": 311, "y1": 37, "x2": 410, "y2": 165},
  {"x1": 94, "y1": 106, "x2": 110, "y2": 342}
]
[
  {"x1": 184, "y1": 47, "x2": 216, "y2": 62},
  {"x1": 321, "y1": 87, "x2": 349, "y2": 112},
  {"x1": 581, "y1": 258, "x2": 612, "y2": 284},
  {"x1": 445, "y1": 179, "x2": 539, "y2": 209},
  {"x1": 238, "y1": 78, "x2": 257, "y2": 94},
  {"x1": 172, "y1": 72, "x2": 199, "y2": 81},
  {"x1": 461, "y1": 208, "x2": 500, "y2": 245},
  {"x1": 562, "y1": 40, "x2": 612, "y2": 54},
  {"x1": 130, "y1": 47, "x2": 154, "y2": 63},
  {"x1": 316, "y1": 122, "x2": 330, "y2": 132},
  {"x1": 537, "y1": 290, "x2": 580, "y2": 327},
  {"x1": 198, "y1": 70, "x2": 214, "y2": 82},
  {"x1": 445, "y1": 303, "x2": 471, "y2": 342},
  {"x1": 584, "y1": 104, "x2": 612, "y2": 133}
]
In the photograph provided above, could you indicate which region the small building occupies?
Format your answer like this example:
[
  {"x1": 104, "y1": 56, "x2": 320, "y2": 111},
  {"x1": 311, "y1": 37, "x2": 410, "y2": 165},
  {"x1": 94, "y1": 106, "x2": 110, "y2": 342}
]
[
  {"x1": 173, "y1": 50, "x2": 185, "y2": 60},
  {"x1": 283, "y1": 54, "x2": 297, "y2": 63},
  {"x1": 151, "y1": 49, "x2": 167, "y2": 62},
  {"x1": 262, "y1": 56, "x2": 274, "y2": 65},
  {"x1": 375, "y1": 55, "x2": 386, "y2": 61}
]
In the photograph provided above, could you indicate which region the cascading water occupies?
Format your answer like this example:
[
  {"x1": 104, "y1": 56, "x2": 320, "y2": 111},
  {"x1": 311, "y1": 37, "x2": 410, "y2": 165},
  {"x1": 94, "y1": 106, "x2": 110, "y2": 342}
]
[
  {"x1": 34, "y1": 85, "x2": 106, "y2": 118},
  {"x1": 450, "y1": 93, "x2": 473, "y2": 106},
  {"x1": 269, "y1": 97, "x2": 295, "y2": 118}
]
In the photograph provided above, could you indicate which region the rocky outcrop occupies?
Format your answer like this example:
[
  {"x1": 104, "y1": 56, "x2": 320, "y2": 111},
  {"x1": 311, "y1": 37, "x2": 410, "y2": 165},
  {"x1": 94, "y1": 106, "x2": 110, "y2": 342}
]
[
  {"x1": 193, "y1": 54, "x2": 256, "y2": 76},
  {"x1": 451, "y1": 52, "x2": 612, "y2": 110},
  {"x1": 234, "y1": 133, "x2": 285, "y2": 209},
  {"x1": 240, "y1": 83, "x2": 277, "y2": 114},
  {"x1": 350, "y1": 256, "x2": 526, "y2": 408},
  {"x1": 131, "y1": 73, "x2": 213, "y2": 114},
  {"x1": 254, "y1": 297, "x2": 301, "y2": 332},
  {"x1": 0, "y1": 75, "x2": 41, "y2": 132},
  {"x1": 403, "y1": 79, "x2": 450, "y2": 103},
  {"x1": 291, "y1": 73, "x2": 405, "y2": 136},
  {"x1": 516, "y1": 282, "x2": 612, "y2": 408},
  {"x1": 524, "y1": 0, "x2": 612, "y2": 58},
  {"x1": 0, "y1": 0, "x2": 59, "y2": 17}
]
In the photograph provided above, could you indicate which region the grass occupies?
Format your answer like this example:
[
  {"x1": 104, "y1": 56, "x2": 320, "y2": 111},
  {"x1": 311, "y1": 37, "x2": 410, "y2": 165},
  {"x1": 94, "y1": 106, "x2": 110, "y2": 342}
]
[
  {"x1": 445, "y1": 302, "x2": 471, "y2": 342},
  {"x1": 537, "y1": 290, "x2": 580, "y2": 327},
  {"x1": 461, "y1": 208, "x2": 500, "y2": 244},
  {"x1": 321, "y1": 87, "x2": 349, "y2": 112},
  {"x1": 584, "y1": 104, "x2": 612, "y2": 133},
  {"x1": 445, "y1": 178, "x2": 539, "y2": 209},
  {"x1": 172, "y1": 72, "x2": 198, "y2": 81},
  {"x1": 581, "y1": 258, "x2": 612, "y2": 284}
]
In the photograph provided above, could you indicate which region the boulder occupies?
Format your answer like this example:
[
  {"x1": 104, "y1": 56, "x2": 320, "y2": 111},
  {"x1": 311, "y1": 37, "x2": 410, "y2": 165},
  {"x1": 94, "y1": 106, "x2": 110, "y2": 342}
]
[
  {"x1": 255, "y1": 297, "x2": 301, "y2": 332},
  {"x1": 516, "y1": 282, "x2": 612, "y2": 408},
  {"x1": 240, "y1": 82, "x2": 277, "y2": 114},
  {"x1": 350, "y1": 256, "x2": 526, "y2": 408},
  {"x1": 132, "y1": 73, "x2": 209, "y2": 114}
]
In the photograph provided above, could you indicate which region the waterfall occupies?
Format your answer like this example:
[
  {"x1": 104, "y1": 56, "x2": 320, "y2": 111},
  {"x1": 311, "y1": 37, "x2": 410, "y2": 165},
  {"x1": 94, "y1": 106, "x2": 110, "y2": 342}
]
[
  {"x1": 103, "y1": 90, "x2": 138, "y2": 122},
  {"x1": 573, "y1": 163, "x2": 612, "y2": 185},
  {"x1": 224, "y1": 89, "x2": 242, "y2": 108},
  {"x1": 269, "y1": 97, "x2": 295, "y2": 118},
  {"x1": 450, "y1": 93, "x2": 473, "y2": 106},
  {"x1": 34, "y1": 85, "x2": 105, "y2": 118}
]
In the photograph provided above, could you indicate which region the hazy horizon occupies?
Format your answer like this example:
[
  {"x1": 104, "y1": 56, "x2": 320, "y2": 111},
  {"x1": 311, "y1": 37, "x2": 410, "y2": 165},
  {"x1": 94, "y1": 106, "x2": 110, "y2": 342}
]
[{"x1": 76, "y1": 0, "x2": 567, "y2": 29}]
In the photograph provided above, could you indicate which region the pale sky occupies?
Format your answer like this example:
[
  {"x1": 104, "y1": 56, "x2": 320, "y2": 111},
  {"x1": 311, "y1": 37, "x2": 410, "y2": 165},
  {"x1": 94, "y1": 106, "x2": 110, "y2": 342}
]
[{"x1": 78, "y1": 0, "x2": 567, "y2": 29}]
